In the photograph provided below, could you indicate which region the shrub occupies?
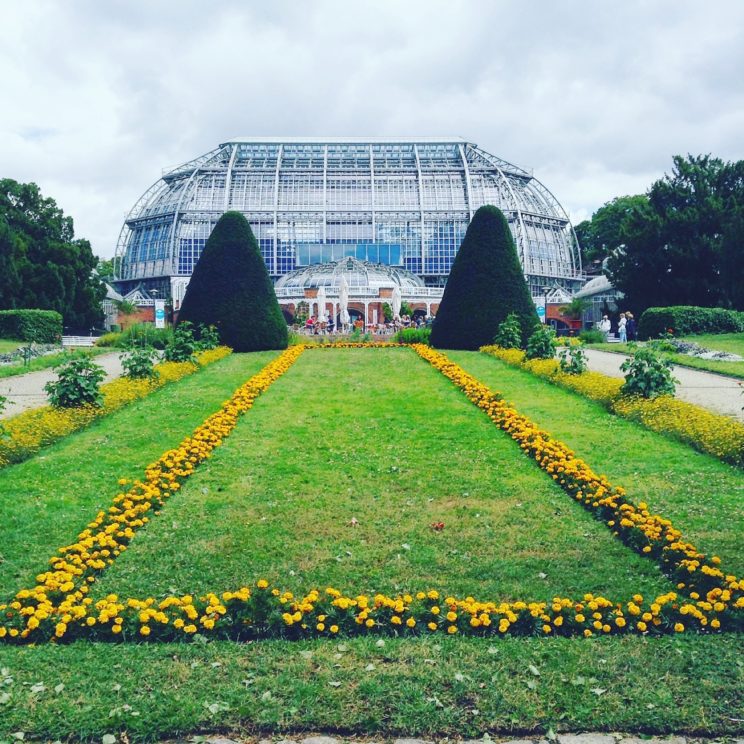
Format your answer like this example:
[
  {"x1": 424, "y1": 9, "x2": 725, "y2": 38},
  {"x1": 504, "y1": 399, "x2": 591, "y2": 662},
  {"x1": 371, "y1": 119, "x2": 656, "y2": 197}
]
[
  {"x1": 163, "y1": 321, "x2": 197, "y2": 363},
  {"x1": 431, "y1": 206, "x2": 539, "y2": 350},
  {"x1": 118, "y1": 323, "x2": 173, "y2": 349},
  {"x1": 45, "y1": 354, "x2": 107, "y2": 408},
  {"x1": 578, "y1": 329, "x2": 606, "y2": 344},
  {"x1": 195, "y1": 323, "x2": 221, "y2": 351},
  {"x1": 0, "y1": 309, "x2": 62, "y2": 343},
  {"x1": 620, "y1": 347, "x2": 678, "y2": 398},
  {"x1": 122, "y1": 345, "x2": 158, "y2": 379},
  {"x1": 525, "y1": 325, "x2": 556, "y2": 359},
  {"x1": 394, "y1": 327, "x2": 431, "y2": 345},
  {"x1": 638, "y1": 306, "x2": 744, "y2": 340},
  {"x1": 177, "y1": 211, "x2": 288, "y2": 352},
  {"x1": 558, "y1": 345, "x2": 588, "y2": 375},
  {"x1": 494, "y1": 312, "x2": 522, "y2": 349},
  {"x1": 95, "y1": 332, "x2": 122, "y2": 347}
]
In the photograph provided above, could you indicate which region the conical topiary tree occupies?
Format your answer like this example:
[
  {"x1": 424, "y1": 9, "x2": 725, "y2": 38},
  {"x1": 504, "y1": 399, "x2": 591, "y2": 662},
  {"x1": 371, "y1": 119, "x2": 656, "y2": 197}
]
[
  {"x1": 430, "y1": 205, "x2": 539, "y2": 350},
  {"x1": 177, "y1": 211, "x2": 288, "y2": 352}
]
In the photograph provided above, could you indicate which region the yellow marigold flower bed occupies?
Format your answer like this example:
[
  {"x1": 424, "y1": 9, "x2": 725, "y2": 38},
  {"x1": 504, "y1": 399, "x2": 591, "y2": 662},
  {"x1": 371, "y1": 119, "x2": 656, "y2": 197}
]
[
  {"x1": 0, "y1": 343, "x2": 740, "y2": 644},
  {"x1": 480, "y1": 344, "x2": 743, "y2": 466},
  {"x1": 0, "y1": 346, "x2": 305, "y2": 643},
  {"x1": 613, "y1": 394, "x2": 744, "y2": 465},
  {"x1": 0, "y1": 347, "x2": 232, "y2": 470}
]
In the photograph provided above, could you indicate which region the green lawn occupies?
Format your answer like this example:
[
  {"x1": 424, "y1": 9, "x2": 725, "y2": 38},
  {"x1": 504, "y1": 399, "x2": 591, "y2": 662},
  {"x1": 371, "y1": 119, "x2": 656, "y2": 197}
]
[
  {"x1": 449, "y1": 351, "x2": 744, "y2": 575},
  {"x1": 0, "y1": 352, "x2": 278, "y2": 596},
  {"x1": 0, "y1": 347, "x2": 741, "y2": 740},
  {"x1": 0, "y1": 339, "x2": 23, "y2": 353},
  {"x1": 590, "y1": 333, "x2": 744, "y2": 379},
  {"x1": 0, "y1": 635, "x2": 741, "y2": 740},
  {"x1": 91, "y1": 348, "x2": 671, "y2": 603},
  {"x1": 0, "y1": 346, "x2": 110, "y2": 379}
]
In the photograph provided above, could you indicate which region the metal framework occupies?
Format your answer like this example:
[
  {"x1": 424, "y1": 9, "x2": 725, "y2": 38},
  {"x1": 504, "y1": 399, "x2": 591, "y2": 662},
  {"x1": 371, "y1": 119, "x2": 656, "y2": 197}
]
[{"x1": 115, "y1": 137, "x2": 583, "y2": 298}]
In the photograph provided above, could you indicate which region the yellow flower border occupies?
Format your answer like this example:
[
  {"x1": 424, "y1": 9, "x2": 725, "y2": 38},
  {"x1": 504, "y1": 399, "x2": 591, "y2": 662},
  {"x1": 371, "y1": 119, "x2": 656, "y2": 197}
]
[
  {"x1": 0, "y1": 346, "x2": 233, "y2": 470},
  {"x1": 480, "y1": 344, "x2": 744, "y2": 467},
  {"x1": 0, "y1": 343, "x2": 741, "y2": 644}
]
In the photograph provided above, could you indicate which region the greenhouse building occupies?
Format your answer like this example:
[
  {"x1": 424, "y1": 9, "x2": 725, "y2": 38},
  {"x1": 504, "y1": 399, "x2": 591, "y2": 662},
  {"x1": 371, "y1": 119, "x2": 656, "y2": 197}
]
[{"x1": 114, "y1": 137, "x2": 583, "y2": 320}]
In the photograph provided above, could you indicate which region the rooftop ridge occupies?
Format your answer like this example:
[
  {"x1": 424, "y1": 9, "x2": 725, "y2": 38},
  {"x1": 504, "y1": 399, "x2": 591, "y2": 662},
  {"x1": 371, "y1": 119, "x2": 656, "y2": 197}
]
[{"x1": 220, "y1": 136, "x2": 474, "y2": 146}]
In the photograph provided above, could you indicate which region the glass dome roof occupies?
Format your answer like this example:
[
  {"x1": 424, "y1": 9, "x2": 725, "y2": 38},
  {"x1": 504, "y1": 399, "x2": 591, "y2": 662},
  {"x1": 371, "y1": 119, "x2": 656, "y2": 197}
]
[
  {"x1": 116, "y1": 138, "x2": 583, "y2": 299},
  {"x1": 274, "y1": 257, "x2": 425, "y2": 292}
]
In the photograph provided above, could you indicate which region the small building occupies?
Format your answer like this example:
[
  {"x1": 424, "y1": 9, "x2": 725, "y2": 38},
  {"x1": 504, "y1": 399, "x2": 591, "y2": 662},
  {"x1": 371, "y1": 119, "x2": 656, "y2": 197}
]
[
  {"x1": 274, "y1": 257, "x2": 442, "y2": 327},
  {"x1": 575, "y1": 274, "x2": 624, "y2": 329}
]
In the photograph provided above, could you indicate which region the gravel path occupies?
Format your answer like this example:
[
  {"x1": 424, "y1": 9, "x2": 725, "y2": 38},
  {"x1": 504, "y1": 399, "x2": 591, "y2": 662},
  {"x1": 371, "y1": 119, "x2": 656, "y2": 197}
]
[
  {"x1": 582, "y1": 349, "x2": 743, "y2": 422},
  {"x1": 0, "y1": 352, "x2": 125, "y2": 420}
]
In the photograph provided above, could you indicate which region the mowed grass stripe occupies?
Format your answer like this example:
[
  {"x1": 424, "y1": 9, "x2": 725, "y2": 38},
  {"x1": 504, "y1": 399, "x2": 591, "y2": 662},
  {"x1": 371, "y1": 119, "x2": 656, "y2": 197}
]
[
  {"x1": 93, "y1": 348, "x2": 673, "y2": 602},
  {"x1": 1, "y1": 635, "x2": 742, "y2": 739},
  {"x1": 0, "y1": 352, "x2": 279, "y2": 597},
  {"x1": 448, "y1": 351, "x2": 744, "y2": 575}
]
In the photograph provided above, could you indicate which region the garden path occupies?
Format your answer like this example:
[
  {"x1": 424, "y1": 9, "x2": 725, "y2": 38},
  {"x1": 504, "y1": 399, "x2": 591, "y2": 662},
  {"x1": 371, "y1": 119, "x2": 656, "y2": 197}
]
[
  {"x1": 582, "y1": 348, "x2": 743, "y2": 422},
  {"x1": 0, "y1": 351, "x2": 125, "y2": 419}
]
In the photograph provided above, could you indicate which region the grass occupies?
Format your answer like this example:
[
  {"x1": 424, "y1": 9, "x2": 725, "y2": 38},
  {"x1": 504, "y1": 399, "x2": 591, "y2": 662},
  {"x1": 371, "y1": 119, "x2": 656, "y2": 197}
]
[
  {"x1": 589, "y1": 333, "x2": 744, "y2": 379},
  {"x1": 0, "y1": 352, "x2": 278, "y2": 596},
  {"x1": 0, "y1": 347, "x2": 741, "y2": 740},
  {"x1": 0, "y1": 635, "x2": 741, "y2": 740},
  {"x1": 0, "y1": 347, "x2": 108, "y2": 379},
  {"x1": 91, "y1": 348, "x2": 672, "y2": 603},
  {"x1": 449, "y1": 351, "x2": 744, "y2": 574},
  {"x1": 0, "y1": 339, "x2": 23, "y2": 353}
]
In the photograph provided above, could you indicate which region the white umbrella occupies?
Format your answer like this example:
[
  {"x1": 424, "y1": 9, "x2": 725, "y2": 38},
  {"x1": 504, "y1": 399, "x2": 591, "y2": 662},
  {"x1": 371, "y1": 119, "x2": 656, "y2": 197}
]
[
  {"x1": 339, "y1": 275, "x2": 350, "y2": 328},
  {"x1": 316, "y1": 285, "x2": 327, "y2": 322},
  {"x1": 392, "y1": 285, "x2": 402, "y2": 317}
]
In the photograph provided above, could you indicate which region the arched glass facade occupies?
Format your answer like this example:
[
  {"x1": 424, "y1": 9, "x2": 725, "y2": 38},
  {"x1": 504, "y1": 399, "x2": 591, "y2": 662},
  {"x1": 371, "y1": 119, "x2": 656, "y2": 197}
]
[{"x1": 116, "y1": 137, "x2": 582, "y2": 298}]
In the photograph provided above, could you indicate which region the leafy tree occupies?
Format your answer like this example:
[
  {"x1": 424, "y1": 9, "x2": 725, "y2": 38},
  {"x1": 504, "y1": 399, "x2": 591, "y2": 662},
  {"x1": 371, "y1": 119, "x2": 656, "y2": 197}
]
[
  {"x1": 558, "y1": 297, "x2": 589, "y2": 319},
  {"x1": 575, "y1": 195, "x2": 648, "y2": 264},
  {"x1": 431, "y1": 205, "x2": 539, "y2": 350},
  {"x1": 606, "y1": 155, "x2": 744, "y2": 313},
  {"x1": 0, "y1": 179, "x2": 106, "y2": 327},
  {"x1": 177, "y1": 212, "x2": 288, "y2": 352},
  {"x1": 96, "y1": 258, "x2": 117, "y2": 282}
]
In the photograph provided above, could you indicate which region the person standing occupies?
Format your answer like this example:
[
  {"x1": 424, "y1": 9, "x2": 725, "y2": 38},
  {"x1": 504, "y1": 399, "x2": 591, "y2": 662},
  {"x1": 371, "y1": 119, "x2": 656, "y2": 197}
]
[
  {"x1": 626, "y1": 312, "x2": 637, "y2": 341},
  {"x1": 598, "y1": 314, "x2": 611, "y2": 340},
  {"x1": 618, "y1": 313, "x2": 627, "y2": 343}
]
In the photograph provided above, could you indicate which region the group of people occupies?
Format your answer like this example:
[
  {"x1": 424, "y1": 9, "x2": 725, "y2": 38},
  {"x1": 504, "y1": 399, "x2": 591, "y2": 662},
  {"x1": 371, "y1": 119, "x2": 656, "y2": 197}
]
[
  {"x1": 301, "y1": 312, "x2": 432, "y2": 335},
  {"x1": 597, "y1": 311, "x2": 636, "y2": 342}
]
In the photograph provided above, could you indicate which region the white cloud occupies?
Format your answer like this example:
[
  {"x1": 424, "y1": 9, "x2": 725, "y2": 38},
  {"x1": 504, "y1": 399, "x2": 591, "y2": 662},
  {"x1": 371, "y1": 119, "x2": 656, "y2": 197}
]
[{"x1": 1, "y1": 0, "x2": 742, "y2": 255}]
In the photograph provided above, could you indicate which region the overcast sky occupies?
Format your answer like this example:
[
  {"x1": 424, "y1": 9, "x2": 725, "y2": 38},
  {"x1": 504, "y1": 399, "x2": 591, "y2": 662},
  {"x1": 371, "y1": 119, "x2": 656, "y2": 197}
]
[{"x1": 2, "y1": 0, "x2": 743, "y2": 258}]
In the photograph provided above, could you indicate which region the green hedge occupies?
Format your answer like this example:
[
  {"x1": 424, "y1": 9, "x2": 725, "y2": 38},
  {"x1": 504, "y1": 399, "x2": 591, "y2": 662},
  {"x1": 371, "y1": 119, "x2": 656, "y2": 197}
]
[
  {"x1": 394, "y1": 327, "x2": 431, "y2": 345},
  {"x1": 0, "y1": 309, "x2": 63, "y2": 343},
  {"x1": 638, "y1": 306, "x2": 744, "y2": 340}
]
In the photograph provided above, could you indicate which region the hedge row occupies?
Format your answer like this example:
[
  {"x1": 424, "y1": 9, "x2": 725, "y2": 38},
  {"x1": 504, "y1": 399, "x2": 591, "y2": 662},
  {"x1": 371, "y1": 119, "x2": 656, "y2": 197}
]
[
  {"x1": 0, "y1": 309, "x2": 63, "y2": 343},
  {"x1": 638, "y1": 306, "x2": 744, "y2": 340},
  {"x1": 0, "y1": 310, "x2": 62, "y2": 344}
]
